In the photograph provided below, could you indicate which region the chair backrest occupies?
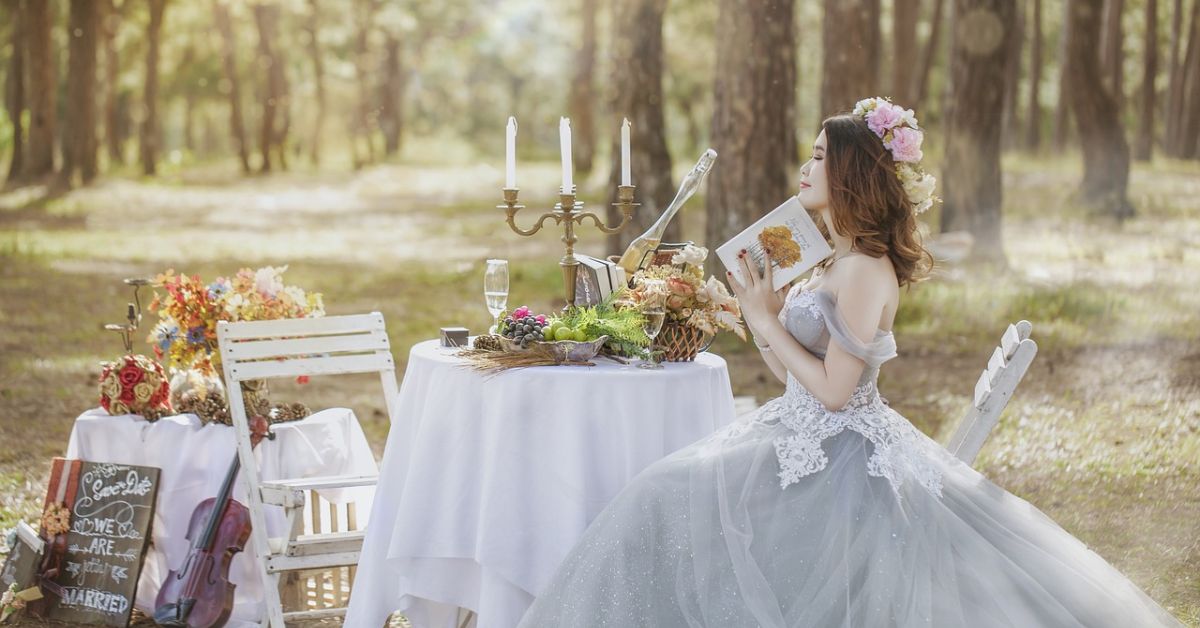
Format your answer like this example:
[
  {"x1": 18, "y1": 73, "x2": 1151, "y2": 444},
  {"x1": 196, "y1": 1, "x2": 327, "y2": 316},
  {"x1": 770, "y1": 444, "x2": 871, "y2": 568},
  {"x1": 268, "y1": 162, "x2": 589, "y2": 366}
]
[
  {"x1": 945, "y1": 320, "x2": 1038, "y2": 465},
  {"x1": 217, "y1": 311, "x2": 400, "y2": 424}
]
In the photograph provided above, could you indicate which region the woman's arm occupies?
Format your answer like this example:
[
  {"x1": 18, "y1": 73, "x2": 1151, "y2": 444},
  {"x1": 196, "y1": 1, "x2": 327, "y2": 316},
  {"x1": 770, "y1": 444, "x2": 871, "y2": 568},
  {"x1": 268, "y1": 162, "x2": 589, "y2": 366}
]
[
  {"x1": 749, "y1": 327, "x2": 788, "y2": 384},
  {"x1": 732, "y1": 254, "x2": 891, "y2": 411}
]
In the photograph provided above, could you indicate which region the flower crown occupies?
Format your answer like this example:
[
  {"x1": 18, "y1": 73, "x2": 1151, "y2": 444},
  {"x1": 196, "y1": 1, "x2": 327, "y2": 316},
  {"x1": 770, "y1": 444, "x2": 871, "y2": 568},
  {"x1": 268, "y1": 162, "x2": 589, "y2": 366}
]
[{"x1": 852, "y1": 97, "x2": 938, "y2": 215}]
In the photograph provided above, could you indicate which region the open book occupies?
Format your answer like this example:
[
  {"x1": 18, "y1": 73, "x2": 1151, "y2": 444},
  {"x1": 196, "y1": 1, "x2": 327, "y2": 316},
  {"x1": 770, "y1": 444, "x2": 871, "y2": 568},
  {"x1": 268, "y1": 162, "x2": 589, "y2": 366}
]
[{"x1": 715, "y1": 196, "x2": 833, "y2": 292}]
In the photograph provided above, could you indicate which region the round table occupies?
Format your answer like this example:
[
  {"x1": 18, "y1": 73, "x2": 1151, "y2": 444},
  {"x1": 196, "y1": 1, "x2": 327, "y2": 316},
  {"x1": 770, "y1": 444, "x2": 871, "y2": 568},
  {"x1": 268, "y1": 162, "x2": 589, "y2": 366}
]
[{"x1": 346, "y1": 340, "x2": 738, "y2": 628}]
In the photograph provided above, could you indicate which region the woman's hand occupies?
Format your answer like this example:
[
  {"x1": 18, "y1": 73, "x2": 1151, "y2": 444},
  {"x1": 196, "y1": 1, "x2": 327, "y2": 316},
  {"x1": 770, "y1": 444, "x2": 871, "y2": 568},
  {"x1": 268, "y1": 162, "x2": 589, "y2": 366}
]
[{"x1": 727, "y1": 249, "x2": 788, "y2": 334}]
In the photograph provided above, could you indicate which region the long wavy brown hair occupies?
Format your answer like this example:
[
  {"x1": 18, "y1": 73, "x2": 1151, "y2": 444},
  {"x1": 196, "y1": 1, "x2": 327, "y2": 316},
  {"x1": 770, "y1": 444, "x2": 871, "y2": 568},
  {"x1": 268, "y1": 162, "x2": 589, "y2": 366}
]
[{"x1": 816, "y1": 113, "x2": 933, "y2": 287}]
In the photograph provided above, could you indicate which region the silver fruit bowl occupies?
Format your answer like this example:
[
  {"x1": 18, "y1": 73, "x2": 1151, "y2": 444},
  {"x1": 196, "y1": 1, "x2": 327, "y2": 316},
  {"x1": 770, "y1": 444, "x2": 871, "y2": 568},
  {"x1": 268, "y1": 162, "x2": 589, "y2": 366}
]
[{"x1": 498, "y1": 335, "x2": 609, "y2": 363}]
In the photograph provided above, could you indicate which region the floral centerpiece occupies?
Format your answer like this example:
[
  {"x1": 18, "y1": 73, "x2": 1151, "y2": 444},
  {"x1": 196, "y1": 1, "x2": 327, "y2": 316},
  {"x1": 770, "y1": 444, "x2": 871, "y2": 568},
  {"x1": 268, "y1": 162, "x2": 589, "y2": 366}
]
[
  {"x1": 148, "y1": 265, "x2": 324, "y2": 376},
  {"x1": 628, "y1": 244, "x2": 745, "y2": 361},
  {"x1": 146, "y1": 265, "x2": 324, "y2": 424}
]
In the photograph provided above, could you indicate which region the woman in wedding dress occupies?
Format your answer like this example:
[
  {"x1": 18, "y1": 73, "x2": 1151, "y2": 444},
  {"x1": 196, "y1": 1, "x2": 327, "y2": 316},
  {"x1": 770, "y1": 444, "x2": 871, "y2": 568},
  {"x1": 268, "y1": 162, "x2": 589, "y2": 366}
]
[{"x1": 516, "y1": 99, "x2": 1185, "y2": 628}]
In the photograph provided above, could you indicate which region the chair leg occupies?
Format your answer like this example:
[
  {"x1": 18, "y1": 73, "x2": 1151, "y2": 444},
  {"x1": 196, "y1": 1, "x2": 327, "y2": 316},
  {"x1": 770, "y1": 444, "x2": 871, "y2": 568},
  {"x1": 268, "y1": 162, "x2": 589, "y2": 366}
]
[{"x1": 259, "y1": 561, "x2": 286, "y2": 627}]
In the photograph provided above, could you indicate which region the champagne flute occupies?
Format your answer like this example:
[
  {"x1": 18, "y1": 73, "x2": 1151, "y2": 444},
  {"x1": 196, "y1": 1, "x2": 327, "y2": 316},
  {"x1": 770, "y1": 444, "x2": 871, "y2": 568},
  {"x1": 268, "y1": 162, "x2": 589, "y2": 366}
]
[
  {"x1": 639, "y1": 307, "x2": 667, "y2": 370},
  {"x1": 639, "y1": 279, "x2": 668, "y2": 370},
  {"x1": 484, "y1": 259, "x2": 509, "y2": 334}
]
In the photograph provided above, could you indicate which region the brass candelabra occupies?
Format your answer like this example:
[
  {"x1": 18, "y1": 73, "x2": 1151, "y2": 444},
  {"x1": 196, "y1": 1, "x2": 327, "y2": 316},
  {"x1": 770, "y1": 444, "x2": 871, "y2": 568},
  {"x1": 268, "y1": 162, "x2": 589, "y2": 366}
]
[
  {"x1": 101, "y1": 277, "x2": 153, "y2": 353},
  {"x1": 499, "y1": 185, "x2": 639, "y2": 308}
]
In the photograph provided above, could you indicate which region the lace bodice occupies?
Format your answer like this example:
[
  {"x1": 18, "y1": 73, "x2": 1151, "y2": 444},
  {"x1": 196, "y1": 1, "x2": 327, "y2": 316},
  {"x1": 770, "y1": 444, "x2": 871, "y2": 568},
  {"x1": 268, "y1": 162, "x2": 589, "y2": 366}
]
[{"x1": 757, "y1": 283, "x2": 949, "y2": 498}]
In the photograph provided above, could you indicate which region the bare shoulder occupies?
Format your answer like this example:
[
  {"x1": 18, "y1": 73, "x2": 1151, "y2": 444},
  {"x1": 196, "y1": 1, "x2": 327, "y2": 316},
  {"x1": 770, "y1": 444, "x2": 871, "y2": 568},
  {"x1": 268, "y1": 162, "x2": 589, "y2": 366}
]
[{"x1": 834, "y1": 253, "x2": 899, "y2": 298}]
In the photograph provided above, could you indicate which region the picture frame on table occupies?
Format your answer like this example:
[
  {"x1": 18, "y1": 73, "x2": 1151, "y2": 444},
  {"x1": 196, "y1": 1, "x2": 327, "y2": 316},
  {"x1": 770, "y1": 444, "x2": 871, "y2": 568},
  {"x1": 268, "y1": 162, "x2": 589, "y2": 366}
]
[{"x1": 1, "y1": 521, "x2": 46, "y2": 598}]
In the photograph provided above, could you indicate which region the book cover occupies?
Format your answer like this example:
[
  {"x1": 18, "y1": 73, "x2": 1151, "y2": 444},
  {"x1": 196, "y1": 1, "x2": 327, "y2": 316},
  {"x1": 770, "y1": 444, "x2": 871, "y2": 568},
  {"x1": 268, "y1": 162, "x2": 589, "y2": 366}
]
[
  {"x1": 715, "y1": 196, "x2": 832, "y2": 292},
  {"x1": 575, "y1": 255, "x2": 620, "y2": 306}
]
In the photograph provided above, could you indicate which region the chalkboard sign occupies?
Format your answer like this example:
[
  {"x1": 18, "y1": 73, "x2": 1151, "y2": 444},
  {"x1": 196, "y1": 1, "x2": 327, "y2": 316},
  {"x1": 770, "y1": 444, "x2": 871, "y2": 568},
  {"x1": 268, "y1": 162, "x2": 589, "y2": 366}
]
[{"x1": 48, "y1": 462, "x2": 160, "y2": 627}]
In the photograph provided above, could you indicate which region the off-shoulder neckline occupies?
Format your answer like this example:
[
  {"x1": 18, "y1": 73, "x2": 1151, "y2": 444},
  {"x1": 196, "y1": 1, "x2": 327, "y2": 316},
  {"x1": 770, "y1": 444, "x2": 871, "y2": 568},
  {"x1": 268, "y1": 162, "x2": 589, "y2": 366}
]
[{"x1": 795, "y1": 286, "x2": 895, "y2": 338}]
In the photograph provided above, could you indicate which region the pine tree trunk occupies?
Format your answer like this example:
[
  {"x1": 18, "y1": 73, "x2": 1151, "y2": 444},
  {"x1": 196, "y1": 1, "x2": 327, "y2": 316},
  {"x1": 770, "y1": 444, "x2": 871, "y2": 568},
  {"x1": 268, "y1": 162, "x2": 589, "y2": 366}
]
[
  {"x1": 569, "y1": 0, "x2": 598, "y2": 176},
  {"x1": 1180, "y1": 4, "x2": 1200, "y2": 158},
  {"x1": 23, "y1": 0, "x2": 55, "y2": 180},
  {"x1": 60, "y1": 0, "x2": 99, "y2": 186},
  {"x1": 140, "y1": 0, "x2": 166, "y2": 176},
  {"x1": 1003, "y1": 0, "x2": 1025, "y2": 145},
  {"x1": 940, "y1": 0, "x2": 1017, "y2": 264},
  {"x1": 4, "y1": 0, "x2": 25, "y2": 183},
  {"x1": 605, "y1": 0, "x2": 674, "y2": 255},
  {"x1": 1135, "y1": 0, "x2": 1158, "y2": 160},
  {"x1": 253, "y1": 2, "x2": 283, "y2": 173},
  {"x1": 821, "y1": 0, "x2": 880, "y2": 117},
  {"x1": 916, "y1": 0, "x2": 947, "y2": 112},
  {"x1": 352, "y1": 0, "x2": 380, "y2": 168},
  {"x1": 1066, "y1": 0, "x2": 1134, "y2": 216},
  {"x1": 213, "y1": 0, "x2": 250, "y2": 173},
  {"x1": 1053, "y1": 0, "x2": 1073, "y2": 151},
  {"x1": 304, "y1": 0, "x2": 325, "y2": 166},
  {"x1": 1101, "y1": 0, "x2": 1125, "y2": 107},
  {"x1": 1026, "y1": 0, "x2": 1043, "y2": 151},
  {"x1": 102, "y1": 0, "x2": 125, "y2": 166},
  {"x1": 181, "y1": 44, "x2": 196, "y2": 154},
  {"x1": 1164, "y1": 0, "x2": 1185, "y2": 154},
  {"x1": 893, "y1": 0, "x2": 921, "y2": 106},
  {"x1": 705, "y1": 0, "x2": 796, "y2": 270},
  {"x1": 379, "y1": 33, "x2": 403, "y2": 157}
]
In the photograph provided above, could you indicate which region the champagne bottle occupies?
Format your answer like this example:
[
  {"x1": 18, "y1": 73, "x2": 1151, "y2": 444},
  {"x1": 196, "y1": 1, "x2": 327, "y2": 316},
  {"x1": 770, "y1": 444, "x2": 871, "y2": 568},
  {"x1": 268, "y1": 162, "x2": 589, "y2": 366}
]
[{"x1": 616, "y1": 149, "x2": 718, "y2": 276}]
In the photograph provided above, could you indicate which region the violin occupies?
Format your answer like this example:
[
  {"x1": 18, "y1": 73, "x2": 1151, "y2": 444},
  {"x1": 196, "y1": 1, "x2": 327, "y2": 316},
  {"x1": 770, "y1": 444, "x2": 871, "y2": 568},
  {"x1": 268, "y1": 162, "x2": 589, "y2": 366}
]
[{"x1": 154, "y1": 415, "x2": 273, "y2": 627}]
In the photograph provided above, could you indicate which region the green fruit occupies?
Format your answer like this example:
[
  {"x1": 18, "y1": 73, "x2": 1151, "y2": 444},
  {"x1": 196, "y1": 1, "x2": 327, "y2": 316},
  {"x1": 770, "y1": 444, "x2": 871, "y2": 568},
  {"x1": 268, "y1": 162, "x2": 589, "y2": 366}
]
[
  {"x1": 573, "y1": 329, "x2": 588, "y2": 342},
  {"x1": 554, "y1": 327, "x2": 574, "y2": 341}
]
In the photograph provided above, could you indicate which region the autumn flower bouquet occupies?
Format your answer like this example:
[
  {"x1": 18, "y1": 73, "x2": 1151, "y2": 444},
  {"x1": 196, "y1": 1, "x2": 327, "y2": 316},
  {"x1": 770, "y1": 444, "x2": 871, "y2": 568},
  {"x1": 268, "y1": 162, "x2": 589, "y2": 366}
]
[{"x1": 148, "y1": 265, "x2": 325, "y2": 376}]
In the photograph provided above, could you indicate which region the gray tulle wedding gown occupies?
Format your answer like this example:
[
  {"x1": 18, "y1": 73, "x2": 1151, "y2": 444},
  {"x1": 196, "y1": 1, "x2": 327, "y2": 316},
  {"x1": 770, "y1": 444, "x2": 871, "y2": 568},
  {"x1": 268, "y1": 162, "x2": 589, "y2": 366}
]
[{"x1": 517, "y1": 285, "x2": 1184, "y2": 628}]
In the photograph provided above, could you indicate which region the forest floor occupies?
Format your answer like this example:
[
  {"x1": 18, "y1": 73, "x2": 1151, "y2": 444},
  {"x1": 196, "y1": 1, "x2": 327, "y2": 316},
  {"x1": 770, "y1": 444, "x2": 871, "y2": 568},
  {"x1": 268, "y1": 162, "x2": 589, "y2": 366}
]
[{"x1": 0, "y1": 154, "x2": 1197, "y2": 626}]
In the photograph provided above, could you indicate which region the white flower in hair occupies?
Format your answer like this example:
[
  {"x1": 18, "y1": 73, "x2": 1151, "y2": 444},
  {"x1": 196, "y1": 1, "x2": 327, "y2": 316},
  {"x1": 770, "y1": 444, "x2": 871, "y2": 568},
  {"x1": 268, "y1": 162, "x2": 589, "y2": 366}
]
[{"x1": 852, "y1": 97, "x2": 939, "y2": 215}]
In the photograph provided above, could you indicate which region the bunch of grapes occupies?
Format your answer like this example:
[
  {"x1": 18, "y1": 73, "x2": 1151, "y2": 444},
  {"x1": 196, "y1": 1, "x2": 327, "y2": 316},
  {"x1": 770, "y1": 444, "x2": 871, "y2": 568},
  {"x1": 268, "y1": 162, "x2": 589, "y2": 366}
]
[{"x1": 501, "y1": 313, "x2": 547, "y2": 348}]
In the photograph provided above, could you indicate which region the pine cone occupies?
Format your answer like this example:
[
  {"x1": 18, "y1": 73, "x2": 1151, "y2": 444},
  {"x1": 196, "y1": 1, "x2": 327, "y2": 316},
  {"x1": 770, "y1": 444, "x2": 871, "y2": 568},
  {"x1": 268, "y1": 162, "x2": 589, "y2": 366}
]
[
  {"x1": 473, "y1": 334, "x2": 503, "y2": 352},
  {"x1": 240, "y1": 380, "x2": 272, "y2": 418},
  {"x1": 269, "y1": 402, "x2": 311, "y2": 424},
  {"x1": 179, "y1": 389, "x2": 233, "y2": 426}
]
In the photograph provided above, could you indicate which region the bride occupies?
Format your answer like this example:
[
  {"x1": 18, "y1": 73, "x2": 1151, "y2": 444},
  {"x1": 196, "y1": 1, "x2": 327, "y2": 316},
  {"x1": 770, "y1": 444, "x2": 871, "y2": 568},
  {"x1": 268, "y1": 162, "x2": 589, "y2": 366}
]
[{"x1": 516, "y1": 99, "x2": 1184, "y2": 627}]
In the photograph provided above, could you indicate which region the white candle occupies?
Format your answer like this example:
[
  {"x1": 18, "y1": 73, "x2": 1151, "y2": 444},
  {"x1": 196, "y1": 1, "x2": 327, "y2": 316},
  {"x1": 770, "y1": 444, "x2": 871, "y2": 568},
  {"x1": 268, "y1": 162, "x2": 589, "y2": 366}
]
[
  {"x1": 505, "y1": 116, "x2": 517, "y2": 189},
  {"x1": 560, "y1": 117, "x2": 573, "y2": 191},
  {"x1": 620, "y1": 118, "x2": 632, "y2": 186}
]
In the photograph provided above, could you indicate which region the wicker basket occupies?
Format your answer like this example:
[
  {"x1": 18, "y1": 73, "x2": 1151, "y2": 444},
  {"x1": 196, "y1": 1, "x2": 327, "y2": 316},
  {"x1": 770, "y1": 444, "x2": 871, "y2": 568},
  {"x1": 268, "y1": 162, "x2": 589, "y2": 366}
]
[{"x1": 654, "y1": 321, "x2": 714, "y2": 362}]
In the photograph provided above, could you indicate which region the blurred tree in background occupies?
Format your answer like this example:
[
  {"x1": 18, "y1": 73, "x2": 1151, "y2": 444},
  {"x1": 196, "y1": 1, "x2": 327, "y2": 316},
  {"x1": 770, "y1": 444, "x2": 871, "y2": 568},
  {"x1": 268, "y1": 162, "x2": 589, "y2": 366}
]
[{"x1": 0, "y1": 0, "x2": 1196, "y2": 258}]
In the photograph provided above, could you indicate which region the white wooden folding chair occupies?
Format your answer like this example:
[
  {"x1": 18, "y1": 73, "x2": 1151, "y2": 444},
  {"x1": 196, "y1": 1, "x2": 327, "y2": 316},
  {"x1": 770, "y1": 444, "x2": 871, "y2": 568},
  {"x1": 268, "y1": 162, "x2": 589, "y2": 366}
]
[
  {"x1": 945, "y1": 320, "x2": 1039, "y2": 465},
  {"x1": 217, "y1": 311, "x2": 398, "y2": 627}
]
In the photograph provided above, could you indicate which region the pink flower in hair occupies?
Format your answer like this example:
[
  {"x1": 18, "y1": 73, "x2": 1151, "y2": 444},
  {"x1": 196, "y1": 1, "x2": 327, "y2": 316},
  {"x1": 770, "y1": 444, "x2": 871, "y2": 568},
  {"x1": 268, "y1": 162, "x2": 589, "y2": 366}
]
[
  {"x1": 886, "y1": 127, "x2": 925, "y2": 163},
  {"x1": 865, "y1": 102, "x2": 904, "y2": 137}
]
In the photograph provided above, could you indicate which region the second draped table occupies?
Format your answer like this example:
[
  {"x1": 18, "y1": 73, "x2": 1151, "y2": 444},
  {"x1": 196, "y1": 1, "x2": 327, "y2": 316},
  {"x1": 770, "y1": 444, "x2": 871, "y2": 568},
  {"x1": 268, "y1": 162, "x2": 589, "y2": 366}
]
[
  {"x1": 65, "y1": 407, "x2": 378, "y2": 626},
  {"x1": 346, "y1": 339, "x2": 739, "y2": 628}
]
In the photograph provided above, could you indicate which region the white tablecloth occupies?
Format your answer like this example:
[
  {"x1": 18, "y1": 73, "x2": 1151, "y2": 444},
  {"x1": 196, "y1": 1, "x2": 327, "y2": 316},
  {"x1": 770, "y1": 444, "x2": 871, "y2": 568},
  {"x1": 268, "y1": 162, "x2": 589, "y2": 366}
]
[
  {"x1": 66, "y1": 407, "x2": 378, "y2": 626},
  {"x1": 345, "y1": 340, "x2": 738, "y2": 628}
]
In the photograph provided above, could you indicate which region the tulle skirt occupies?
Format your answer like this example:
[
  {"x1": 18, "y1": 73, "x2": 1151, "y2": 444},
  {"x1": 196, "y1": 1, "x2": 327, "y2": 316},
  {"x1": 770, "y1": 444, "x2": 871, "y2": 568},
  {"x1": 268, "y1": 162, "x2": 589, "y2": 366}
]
[{"x1": 516, "y1": 410, "x2": 1183, "y2": 628}]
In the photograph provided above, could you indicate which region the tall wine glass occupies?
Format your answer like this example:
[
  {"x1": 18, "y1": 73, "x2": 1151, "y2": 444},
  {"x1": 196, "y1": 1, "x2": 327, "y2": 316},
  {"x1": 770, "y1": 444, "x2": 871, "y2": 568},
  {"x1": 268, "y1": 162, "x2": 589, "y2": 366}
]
[
  {"x1": 484, "y1": 259, "x2": 509, "y2": 334},
  {"x1": 639, "y1": 279, "x2": 667, "y2": 370},
  {"x1": 639, "y1": 307, "x2": 667, "y2": 370}
]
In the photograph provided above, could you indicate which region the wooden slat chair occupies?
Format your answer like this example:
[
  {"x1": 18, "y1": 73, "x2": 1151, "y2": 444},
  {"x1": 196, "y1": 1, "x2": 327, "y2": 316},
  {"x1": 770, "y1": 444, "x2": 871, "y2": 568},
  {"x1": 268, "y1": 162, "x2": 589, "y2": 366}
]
[
  {"x1": 945, "y1": 320, "x2": 1039, "y2": 465},
  {"x1": 217, "y1": 312, "x2": 398, "y2": 627}
]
